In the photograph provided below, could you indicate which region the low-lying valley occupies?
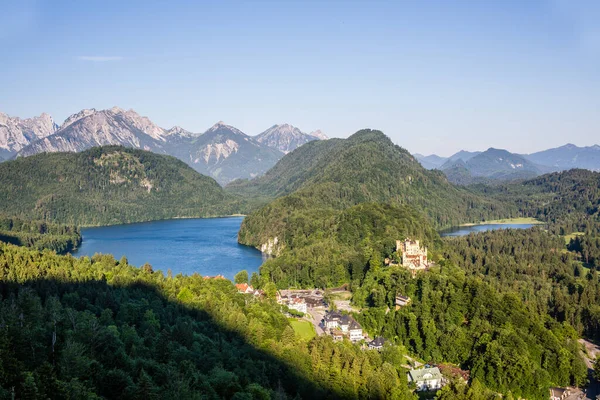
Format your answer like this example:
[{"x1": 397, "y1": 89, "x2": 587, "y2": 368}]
[{"x1": 1, "y1": 126, "x2": 600, "y2": 400}]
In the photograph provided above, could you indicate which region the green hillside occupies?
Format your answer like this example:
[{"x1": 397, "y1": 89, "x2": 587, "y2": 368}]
[
  {"x1": 472, "y1": 169, "x2": 600, "y2": 235},
  {"x1": 237, "y1": 130, "x2": 515, "y2": 287},
  {"x1": 235, "y1": 130, "x2": 513, "y2": 230},
  {"x1": 0, "y1": 146, "x2": 244, "y2": 226},
  {"x1": 246, "y1": 202, "x2": 441, "y2": 287}
]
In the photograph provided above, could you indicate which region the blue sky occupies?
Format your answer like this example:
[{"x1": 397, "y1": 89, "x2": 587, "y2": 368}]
[{"x1": 1, "y1": 0, "x2": 598, "y2": 155}]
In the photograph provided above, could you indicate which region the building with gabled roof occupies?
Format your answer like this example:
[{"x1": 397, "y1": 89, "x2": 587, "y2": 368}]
[
  {"x1": 395, "y1": 294, "x2": 411, "y2": 309},
  {"x1": 368, "y1": 336, "x2": 387, "y2": 350},
  {"x1": 235, "y1": 283, "x2": 254, "y2": 294},
  {"x1": 407, "y1": 367, "x2": 444, "y2": 391},
  {"x1": 323, "y1": 311, "x2": 363, "y2": 342}
]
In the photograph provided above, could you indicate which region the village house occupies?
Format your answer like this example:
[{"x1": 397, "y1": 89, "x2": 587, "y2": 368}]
[
  {"x1": 549, "y1": 387, "x2": 571, "y2": 400},
  {"x1": 277, "y1": 289, "x2": 325, "y2": 309},
  {"x1": 323, "y1": 311, "x2": 364, "y2": 342},
  {"x1": 277, "y1": 292, "x2": 309, "y2": 314},
  {"x1": 235, "y1": 283, "x2": 254, "y2": 294},
  {"x1": 368, "y1": 336, "x2": 387, "y2": 350},
  {"x1": 395, "y1": 294, "x2": 411, "y2": 310},
  {"x1": 407, "y1": 367, "x2": 444, "y2": 392},
  {"x1": 287, "y1": 297, "x2": 307, "y2": 314}
]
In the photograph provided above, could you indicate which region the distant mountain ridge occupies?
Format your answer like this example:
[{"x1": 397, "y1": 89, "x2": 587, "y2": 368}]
[
  {"x1": 441, "y1": 148, "x2": 550, "y2": 185},
  {"x1": 524, "y1": 143, "x2": 600, "y2": 172},
  {"x1": 254, "y1": 124, "x2": 324, "y2": 154},
  {"x1": 415, "y1": 144, "x2": 599, "y2": 184},
  {"x1": 3, "y1": 107, "x2": 327, "y2": 185}
]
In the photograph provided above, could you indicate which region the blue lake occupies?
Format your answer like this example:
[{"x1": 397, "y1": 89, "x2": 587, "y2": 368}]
[
  {"x1": 440, "y1": 223, "x2": 538, "y2": 237},
  {"x1": 73, "y1": 217, "x2": 265, "y2": 279}
]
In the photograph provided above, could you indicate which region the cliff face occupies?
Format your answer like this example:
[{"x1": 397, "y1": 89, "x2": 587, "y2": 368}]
[{"x1": 0, "y1": 112, "x2": 58, "y2": 158}]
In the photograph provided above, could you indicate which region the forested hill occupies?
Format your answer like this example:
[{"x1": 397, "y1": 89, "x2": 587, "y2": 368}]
[
  {"x1": 0, "y1": 146, "x2": 244, "y2": 226},
  {"x1": 472, "y1": 169, "x2": 600, "y2": 235},
  {"x1": 236, "y1": 130, "x2": 515, "y2": 287},
  {"x1": 233, "y1": 130, "x2": 513, "y2": 229},
  {"x1": 237, "y1": 130, "x2": 513, "y2": 257}
]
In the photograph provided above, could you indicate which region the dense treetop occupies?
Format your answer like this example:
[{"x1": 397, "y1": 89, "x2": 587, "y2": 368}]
[
  {"x1": 245, "y1": 202, "x2": 440, "y2": 288},
  {"x1": 0, "y1": 215, "x2": 80, "y2": 254},
  {"x1": 472, "y1": 169, "x2": 600, "y2": 235},
  {"x1": 0, "y1": 243, "x2": 415, "y2": 399},
  {"x1": 234, "y1": 130, "x2": 514, "y2": 230},
  {"x1": 0, "y1": 147, "x2": 246, "y2": 226}
]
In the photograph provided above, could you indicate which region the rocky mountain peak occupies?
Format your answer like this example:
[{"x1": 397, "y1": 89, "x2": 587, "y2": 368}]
[
  {"x1": 166, "y1": 126, "x2": 194, "y2": 137},
  {"x1": 255, "y1": 124, "x2": 323, "y2": 154},
  {"x1": 309, "y1": 130, "x2": 328, "y2": 140},
  {"x1": 206, "y1": 121, "x2": 247, "y2": 137},
  {"x1": 60, "y1": 108, "x2": 97, "y2": 129},
  {"x1": 0, "y1": 111, "x2": 59, "y2": 155}
]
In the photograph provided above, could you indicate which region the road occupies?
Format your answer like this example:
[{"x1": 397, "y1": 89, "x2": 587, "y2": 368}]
[
  {"x1": 306, "y1": 308, "x2": 326, "y2": 336},
  {"x1": 579, "y1": 339, "x2": 600, "y2": 400}
]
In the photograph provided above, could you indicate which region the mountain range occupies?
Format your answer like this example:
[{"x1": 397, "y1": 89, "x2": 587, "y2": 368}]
[
  {"x1": 415, "y1": 144, "x2": 600, "y2": 184},
  {"x1": 0, "y1": 108, "x2": 327, "y2": 185}
]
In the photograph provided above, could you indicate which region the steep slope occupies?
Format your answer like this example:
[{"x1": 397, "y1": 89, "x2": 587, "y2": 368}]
[
  {"x1": 238, "y1": 129, "x2": 514, "y2": 255},
  {"x1": 441, "y1": 148, "x2": 549, "y2": 184},
  {"x1": 176, "y1": 122, "x2": 284, "y2": 184},
  {"x1": 525, "y1": 143, "x2": 600, "y2": 171},
  {"x1": 254, "y1": 124, "x2": 321, "y2": 154},
  {"x1": 0, "y1": 111, "x2": 58, "y2": 159},
  {"x1": 0, "y1": 146, "x2": 242, "y2": 225},
  {"x1": 226, "y1": 138, "x2": 343, "y2": 199}
]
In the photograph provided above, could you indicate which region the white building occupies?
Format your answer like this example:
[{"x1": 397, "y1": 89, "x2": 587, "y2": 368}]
[
  {"x1": 407, "y1": 367, "x2": 444, "y2": 391},
  {"x1": 287, "y1": 297, "x2": 307, "y2": 314},
  {"x1": 323, "y1": 311, "x2": 363, "y2": 342},
  {"x1": 348, "y1": 319, "x2": 363, "y2": 342}
]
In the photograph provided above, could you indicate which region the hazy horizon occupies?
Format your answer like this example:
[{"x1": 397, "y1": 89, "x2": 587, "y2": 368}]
[{"x1": 2, "y1": 0, "x2": 599, "y2": 155}]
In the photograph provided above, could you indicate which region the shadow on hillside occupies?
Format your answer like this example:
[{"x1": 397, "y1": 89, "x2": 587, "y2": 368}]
[{"x1": 0, "y1": 278, "x2": 347, "y2": 400}]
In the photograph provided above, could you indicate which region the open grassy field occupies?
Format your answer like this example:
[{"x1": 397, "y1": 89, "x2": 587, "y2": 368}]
[
  {"x1": 461, "y1": 217, "x2": 543, "y2": 227},
  {"x1": 564, "y1": 232, "x2": 585, "y2": 244},
  {"x1": 289, "y1": 319, "x2": 316, "y2": 341}
]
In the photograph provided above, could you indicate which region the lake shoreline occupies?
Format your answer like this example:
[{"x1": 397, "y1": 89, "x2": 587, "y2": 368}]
[
  {"x1": 459, "y1": 218, "x2": 543, "y2": 227},
  {"x1": 78, "y1": 214, "x2": 248, "y2": 228},
  {"x1": 74, "y1": 217, "x2": 263, "y2": 279}
]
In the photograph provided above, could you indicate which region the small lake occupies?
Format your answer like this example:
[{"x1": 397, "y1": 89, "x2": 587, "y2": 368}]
[
  {"x1": 73, "y1": 217, "x2": 265, "y2": 279},
  {"x1": 440, "y1": 223, "x2": 538, "y2": 237}
]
